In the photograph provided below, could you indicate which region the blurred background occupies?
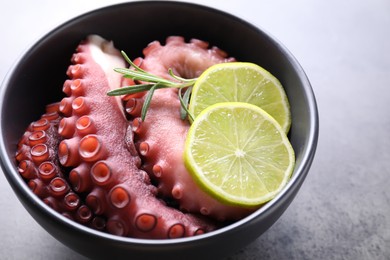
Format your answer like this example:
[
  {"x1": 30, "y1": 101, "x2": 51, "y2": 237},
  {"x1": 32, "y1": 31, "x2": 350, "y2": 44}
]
[{"x1": 1, "y1": 0, "x2": 389, "y2": 259}]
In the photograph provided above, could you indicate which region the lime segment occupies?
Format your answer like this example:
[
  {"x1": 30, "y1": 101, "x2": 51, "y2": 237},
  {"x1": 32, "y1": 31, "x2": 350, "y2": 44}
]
[
  {"x1": 189, "y1": 62, "x2": 291, "y2": 132},
  {"x1": 184, "y1": 102, "x2": 295, "y2": 207}
]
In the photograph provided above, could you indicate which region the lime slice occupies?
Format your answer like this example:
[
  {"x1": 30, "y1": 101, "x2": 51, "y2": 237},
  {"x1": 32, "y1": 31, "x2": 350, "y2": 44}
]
[
  {"x1": 189, "y1": 62, "x2": 291, "y2": 132},
  {"x1": 184, "y1": 102, "x2": 295, "y2": 207}
]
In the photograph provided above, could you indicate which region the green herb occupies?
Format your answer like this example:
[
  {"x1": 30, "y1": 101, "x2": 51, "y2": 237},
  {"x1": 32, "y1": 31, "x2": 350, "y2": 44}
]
[{"x1": 107, "y1": 51, "x2": 196, "y2": 121}]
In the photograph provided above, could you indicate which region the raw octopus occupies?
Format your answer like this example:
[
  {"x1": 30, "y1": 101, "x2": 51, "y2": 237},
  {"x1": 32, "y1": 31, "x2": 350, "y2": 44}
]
[{"x1": 15, "y1": 34, "x2": 256, "y2": 239}]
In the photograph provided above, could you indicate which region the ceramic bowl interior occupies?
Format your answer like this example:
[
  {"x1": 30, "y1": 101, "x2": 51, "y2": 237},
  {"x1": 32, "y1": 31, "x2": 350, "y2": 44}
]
[{"x1": 0, "y1": 2, "x2": 318, "y2": 259}]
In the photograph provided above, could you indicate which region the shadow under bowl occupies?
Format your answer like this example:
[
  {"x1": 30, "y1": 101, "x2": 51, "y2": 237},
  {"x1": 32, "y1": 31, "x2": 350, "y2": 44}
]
[{"x1": 0, "y1": 1, "x2": 318, "y2": 259}]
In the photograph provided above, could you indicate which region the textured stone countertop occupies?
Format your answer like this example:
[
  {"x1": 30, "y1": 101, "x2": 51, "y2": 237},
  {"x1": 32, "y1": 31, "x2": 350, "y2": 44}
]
[{"x1": 1, "y1": 0, "x2": 389, "y2": 259}]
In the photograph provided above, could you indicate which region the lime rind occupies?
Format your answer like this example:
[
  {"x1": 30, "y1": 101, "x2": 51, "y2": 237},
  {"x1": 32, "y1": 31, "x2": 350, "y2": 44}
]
[{"x1": 184, "y1": 102, "x2": 295, "y2": 207}]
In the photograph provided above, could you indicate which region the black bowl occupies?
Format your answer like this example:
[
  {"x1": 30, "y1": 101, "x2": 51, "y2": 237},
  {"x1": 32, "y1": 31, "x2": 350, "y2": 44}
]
[{"x1": 0, "y1": 1, "x2": 318, "y2": 259}]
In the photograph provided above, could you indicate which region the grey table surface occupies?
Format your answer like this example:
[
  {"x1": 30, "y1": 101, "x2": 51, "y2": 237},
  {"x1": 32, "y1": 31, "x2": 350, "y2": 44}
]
[{"x1": 1, "y1": 0, "x2": 389, "y2": 259}]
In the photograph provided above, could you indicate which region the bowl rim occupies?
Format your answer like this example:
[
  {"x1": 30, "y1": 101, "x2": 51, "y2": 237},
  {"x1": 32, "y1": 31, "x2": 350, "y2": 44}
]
[{"x1": 0, "y1": 0, "x2": 319, "y2": 246}]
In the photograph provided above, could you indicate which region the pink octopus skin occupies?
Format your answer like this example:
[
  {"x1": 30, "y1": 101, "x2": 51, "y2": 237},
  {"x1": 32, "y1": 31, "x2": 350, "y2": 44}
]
[
  {"x1": 126, "y1": 36, "x2": 256, "y2": 222},
  {"x1": 55, "y1": 35, "x2": 215, "y2": 238},
  {"x1": 15, "y1": 103, "x2": 106, "y2": 229}
]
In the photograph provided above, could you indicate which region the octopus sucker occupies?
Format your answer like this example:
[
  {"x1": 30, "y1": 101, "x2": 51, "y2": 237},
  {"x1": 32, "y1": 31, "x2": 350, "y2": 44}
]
[
  {"x1": 68, "y1": 162, "x2": 93, "y2": 192},
  {"x1": 63, "y1": 192, "x2": 81, "y2": 211},
  {"x1": 135, "y1": 213, "x2": 157, "y2": 232},
  {"x1": 70, "y1": 78, "x2": 84, "y2": 91},
  {"x1": 90, "y1": 160, "x2": 113, "y2": 186},
  {"x1": 75, "y1": 115, "x2": 96, "y2": 135},
  {"x1": 125, "y1": 97, "x2": 143, "y2": 116},
  {"x1": 58, "y1": 117, "x2": 76, "y2": 138},
  {"x1": 86, "y1": 187, "x2": 109, "y2": 215},
  {"x1": 28, "y1": 130, "x2": 47, "y2": 146},
  {"x1": 49, "y1": 177, "x2": 70, "y2": 198},
  {"x1": 59, "y1": 97, "x2": 74, "y2": 116},
  {"x1": 78, "y1": 134, "x2": 107, "y2": 162},
  {"x1": 18, "y1": 160, "x2": 37, "y2": 179},
  {"x1": 28, "y1": 178, "x2": 47, "y2": 197},
  {"x1": 38, "y1": 161, "x2": 58, "y2": 182},
  {"x1": 58, "y1": 137, "x2": 81, "y2": 167}
]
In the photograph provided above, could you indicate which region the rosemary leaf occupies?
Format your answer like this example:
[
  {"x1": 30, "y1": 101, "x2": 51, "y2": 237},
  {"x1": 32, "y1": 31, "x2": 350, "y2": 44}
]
[
  {"x1": 141, "y1": 83, "x2": 160, "y2": 121},
  {"x1": 169, "y1": 69, "x2": 187, "y2": 82},
  {"x1": 120, "y1": 51, "x2": 147, "y2": 73},
  {"x1": 168, "y1": 69, "x2": 198, "y2": 85},
  {"x1": 107, "y1": 84, "x2": 154, "y2": 96},
  {"x1": 179, "y1": 86, "x2": 194, "y2": 121},
  {"x1": 114, "y1": 68, "x2": 173, "y2": 85}
]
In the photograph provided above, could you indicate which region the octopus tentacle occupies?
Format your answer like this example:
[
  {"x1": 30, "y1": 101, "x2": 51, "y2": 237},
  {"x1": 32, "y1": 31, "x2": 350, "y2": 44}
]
[
  {"x1": 126, "y1": 36, "x2": 255, "y2": 221},
  {"x1": 15, "y1": 104, "x2": 104, "y2": 230},
  {"x1": 55, "y1": 35, "x2": 215, "y2": 238},
  {"x1": 139, "y1": 36, "x2": 235, "y2": 79}
]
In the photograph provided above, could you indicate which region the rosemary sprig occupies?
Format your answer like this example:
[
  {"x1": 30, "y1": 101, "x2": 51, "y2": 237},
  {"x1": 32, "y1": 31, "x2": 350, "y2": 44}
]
[{"x1": 107, "y1": 51, "x2": 197, "y2": 121}]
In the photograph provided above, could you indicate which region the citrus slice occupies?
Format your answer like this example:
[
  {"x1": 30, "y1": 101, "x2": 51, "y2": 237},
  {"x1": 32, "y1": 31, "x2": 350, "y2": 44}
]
[
  {"x1": 189, "y1": 62, "x2": 291, "y2": 132},
  {"x1": 184, "y1": 102, "x2": 295, "y2": 207}
]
